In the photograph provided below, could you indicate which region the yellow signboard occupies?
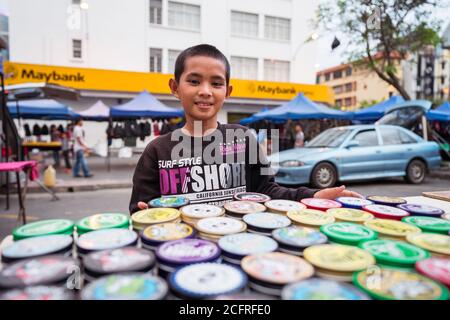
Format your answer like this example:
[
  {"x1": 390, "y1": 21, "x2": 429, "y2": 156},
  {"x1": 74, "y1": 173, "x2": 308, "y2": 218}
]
[{"x1": 3, "y1": 61, "x2": 334, "y2": 104}]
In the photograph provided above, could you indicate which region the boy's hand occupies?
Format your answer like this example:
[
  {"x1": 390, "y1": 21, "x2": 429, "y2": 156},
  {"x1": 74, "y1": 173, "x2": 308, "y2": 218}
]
[
  {"x1": 137, "y1": 202, "x2": 149, "y2": 210},
  {"x1": 313, "y1": 185, "x2": 363, "y2": 200}
]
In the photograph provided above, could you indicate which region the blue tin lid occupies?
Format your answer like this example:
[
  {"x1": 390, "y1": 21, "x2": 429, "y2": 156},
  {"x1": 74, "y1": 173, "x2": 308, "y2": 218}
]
[
  {"x1": 81, "y1": 273, "x2": 168, "y2": 300},
  {"x1": 218, "y1": 233, "x2": 278, "y2": 259},
  {"x1": 282, "y1": 278, "x2": 370, "y2": 300},
  {"x1": 397, "y1": 203, "x2": 445, "y2": 217},
  {"x1": 148, "y1": 196, "x2": 189, "y2": 208},
  {"x1": 272, "y1": 226, "x2": 328, "y2": 250},
  {"x1": 169, "y1": 263, "x2": 247, "y2": 299},
  {"x1": 335, "y1": 197, "x2": 373, "y2": 209},
  {"x1": 156, "y1": 239, "x2": 221, "y2": 265}
]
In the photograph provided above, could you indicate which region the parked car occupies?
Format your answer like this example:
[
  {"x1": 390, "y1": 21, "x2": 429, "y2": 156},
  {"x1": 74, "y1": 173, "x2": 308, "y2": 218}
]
[{"x1": 269, "y1": 124, "x2": 442, "y2": 188}]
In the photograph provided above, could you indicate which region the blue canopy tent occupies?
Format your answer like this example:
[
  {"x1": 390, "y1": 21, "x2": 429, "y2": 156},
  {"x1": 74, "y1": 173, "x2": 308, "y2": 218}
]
[
  {"x1": 78, "y1": 100, "x2": 110, "y2": 121},
  {"x1": 7, "y1": 99, "x2": 79, "y2": 120},
  {"x1": 239, "y1": 107, "x2": 269, "y2": 125},
  {"x1": 353, "y1": 95, "x2": 405, "y2": 122},
  {"x1": 427, "y1": 101, "x2": 450, "y2": 122},
  {"x1": 251, "y1": 93, "x2": 353, "y2": 121},
  {"x1": 110, "y1": 90, "x2": 184, "y2": 118}
]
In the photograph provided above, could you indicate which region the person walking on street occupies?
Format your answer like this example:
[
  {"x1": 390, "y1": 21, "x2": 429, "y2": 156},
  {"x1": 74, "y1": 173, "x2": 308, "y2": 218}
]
[
  {"x1": 294, "y1": 123, "x2": 305, "y2": 148},
  {"x1": 61, "y1": 124, "x2": 73, "y2": 174},
  {"x1": 72, "y1": 119, "x2": 93, "y2": 178},
  {"x1": 50, "y1": 124, "x2": 61, "y2": 168}
]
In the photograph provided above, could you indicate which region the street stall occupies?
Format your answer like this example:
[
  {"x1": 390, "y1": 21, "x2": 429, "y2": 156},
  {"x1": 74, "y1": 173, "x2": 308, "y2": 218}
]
[
  {"x1": 352, "y1": 95, "x2": 405, "y2": 123},
  {"x1": 78, "y1": 100, "x2": 110, "y2": 121}
]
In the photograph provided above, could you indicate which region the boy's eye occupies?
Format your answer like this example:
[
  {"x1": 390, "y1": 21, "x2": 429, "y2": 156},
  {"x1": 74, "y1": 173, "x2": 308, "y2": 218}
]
[
  {"x1": 188, "y1": 79, "x2": 200, "y2": 85},
  {"x1": 212, "y1": 82, "x2": 224, "y2": 87}
]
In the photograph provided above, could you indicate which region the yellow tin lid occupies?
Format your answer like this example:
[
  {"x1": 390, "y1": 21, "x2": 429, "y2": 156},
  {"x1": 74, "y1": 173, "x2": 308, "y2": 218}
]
[
  {"x1": 406, "y1": 233, "x2": 450, "y2": 256},
  {"x1": 142, "y1": 223, "x2": 194, "y2": 242},
  {"x1": 287, "y1": 209, "x2": 335, "y2": 226},
  {"x1": 364, "y1": 219, "x2": 421, "y2": 238},
  {"x1": 303, "y1": 244, "x2": 375, "y2": 272},
  {"x1": 132, "y1": 208, "x2": 180, "y2": 225},
  {"x1": 328, "y1": 208, "x2": 374, "y2": 223}
]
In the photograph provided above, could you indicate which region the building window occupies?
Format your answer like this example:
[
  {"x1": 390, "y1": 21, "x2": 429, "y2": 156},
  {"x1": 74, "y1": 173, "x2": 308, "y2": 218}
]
[
  {"x1": 231, "y1": 56, "x2": 258, "y2": 80},
  {"x1": 345, "y1": 83, "x2": 353, "y2": 92},
  {"x1": 231, "y1": 11, "x2": 258, "y2": 37},
  {"x1": 264, "y1": 59, "x2": 290, "y2": 82},
  {"x1": 333, "y1": 85, "x2": 343, "y2": 94},
  {"x1": 345, "y1": 97, "x2": 352, "y2": 106},
  {"x1": 168, "y1": 49, "x2": 181, "y2": 74},
  {"x1": 264, "y1": 16, "x2": 290, "y2": 41},
  {"x1": 335, "y1": 99, "x2": 342, "y2": 107},
  {"x1": 168, "y1": 1, "x2": 200, "y2": 31},
  {"x1": 72, "y1": 0, "x2": 81, "y2": 5},
  {"x1": 333, "y1": 70, "x2": 342, "y2": 79},
  {"x1": 345, "y1": 67, "x2": 352, "y2": 76},
  {"x1": 72, "y1": 39, "x2": 82, "y2": 59},
  {"x1": 150, "y1": 0, "x2": 162, "y2": 25},
  {"x1": 316, "y1": 75, "x2": 320, "y2": 84},
  {"x1": 324, "y1": 73, "x2": 331, "y2": 81},
  {"x1": 150, "y1": 48, "x2": 162, "y2": 72},
  {"x1": 442, "y1": 76, "x2": 445, "y2": 85}
]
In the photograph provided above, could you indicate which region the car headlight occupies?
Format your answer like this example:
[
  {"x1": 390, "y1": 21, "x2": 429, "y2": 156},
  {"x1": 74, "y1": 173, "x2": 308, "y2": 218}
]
[{"x1": 280, "y1": 160, "x2": 305, "y2": 167}]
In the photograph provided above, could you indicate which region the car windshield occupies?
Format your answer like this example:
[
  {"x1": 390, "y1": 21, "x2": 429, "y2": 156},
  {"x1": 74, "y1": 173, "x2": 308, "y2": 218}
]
[{"x1": 306, "y1": 128, "x2": 352, "y2": 147}]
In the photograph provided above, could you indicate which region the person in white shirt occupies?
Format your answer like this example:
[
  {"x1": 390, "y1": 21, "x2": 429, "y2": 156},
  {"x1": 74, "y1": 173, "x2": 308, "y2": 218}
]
[
  {"x1": 294, "y1": 124, "x2": 305, "y2": 148},
  {"x1": 72, "y1": 118, "x2": 93, "y2": 178}
]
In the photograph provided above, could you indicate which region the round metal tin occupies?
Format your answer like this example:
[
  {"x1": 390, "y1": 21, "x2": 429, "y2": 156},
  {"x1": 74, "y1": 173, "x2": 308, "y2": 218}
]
[
  {"x1": 264, "y1": 200, "x2": 306, "y2": 214},
  {"x1": 359, "y1": 239, "x2": 430, "y2": 268},
  {"x1": 243, "y1": 212, "x2": 291, "y2": 232},
  {"x1": 140, "y1": 223, "x2": 194, "y2": 247},
  {"x1": 281, "y1": 278, "x2": 370, "y2": 300},
  {"x1": 271, "y1": 226, "x2": 328, "y2": 252},
  {"x1": 364, "y1": 219, "x2": 421, "y2": 239},
  {"x1": 442, "y1": 213, "x2": 450, "y2": 221},
  {"x1": 335, "y1": 197, "x2": 373, "y2": 209},
  {"x1": 156, "y1": 238, "x2": 221, "y2": 265},
  {"x1": 233, "y1": 192, "x2": 271, "y2": 203},
  {"x1": 353, "y1": 267, "x2": 448, "y2": 300},
  {"x1": 180, "y1": 204, "x2": 225, "y2": 219},
  {"x1": 2, "y1": 235, "x2": 73, "y2": 263},
  {"x1": 148, "y1": 196, "x2": 189, "y2": 208},
  {"x1": 12, "y1": 219, "x2": 74, "y2": 241},
  {"x1": 76, "y1": 213, "x2": 130, "y2": 234},
  {"x1": 363, "y1": 204, "x2": 409, "y2": 221},
  {"x1": 320, "y1": 222, "x2": 378, "y2": 246},
  {"x1": 0, "y1": 286, "x2": 75, "y2": 300},
  {"x1": 195, "y1": 217, "x2": 247, "y2": 236},
  {"x1": 402, "y1": 216, "x2": 450, "y2": 235},
  {"x1": 76, "y1": 229, "x2": 138, "y2": 254},
  {"x1": 0, "y1": 256, "x2": 79, "y2": 289},
  {"x1": 328, "y1": 208, "x2": 374, "y2": 223},
  {"x1": 223, "y1": 201, "x2": 266, "y2": 218},
  {"x1": 169, "y1": 263, "x2": 247, "y2": 299},
  {"x1": 406, "y1": 233, "x2": 450, "y2": 256},
  {"x1": 366, "y1": 196, "x2": 407, "y2": 206},
  {"x1": 397, "y1": 203, "x2": 445, "y2": 218},
  {"x1": 241, "y1": 252, "x2": 314, "y2": 285},
  {"x1": 83, "y1": 247, "x2": 156, "y2": 277},
  {"x1": 81, "y1": 273, "x2": 168, "y2": 300},
  {"x1": 416, "y1": 257, "x2": 450, "y2": 289},
  {"x1": 218, "y1": 233, "x2": 278, "y2": 259},
  {"x1": 287, "y1": 209, "x2": 335, "y2": 227},
  {"x1": 131, "y1": 208, "x2": 180, "y2": 230},
  {"x1": 303, "y1": 244, "x2": 375, "y2": 272},
  {"x1": 300, "y1": 198, "x2": 342, "y2": 211}
]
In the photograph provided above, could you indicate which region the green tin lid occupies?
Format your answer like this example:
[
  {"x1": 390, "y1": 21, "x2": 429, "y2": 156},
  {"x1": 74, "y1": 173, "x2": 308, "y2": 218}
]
[
  {"x1": 353, "y1": 267, "x2": 448, "y2": 300},
  {"x1": 76, "y1": 213, "x2": 130, "y2": 234},
  {"x1": 359, "y1": 239, "x2": 430, "y2": 268},
  {"x1": 320, "y1": 222, "x2": 378, "y2": 246},
  {"x1": 402, "y1": 216, "x2": 450, "y2": 235},
  {"x1": 12, "y1": 219, "x2": 74, "y2": 241}
]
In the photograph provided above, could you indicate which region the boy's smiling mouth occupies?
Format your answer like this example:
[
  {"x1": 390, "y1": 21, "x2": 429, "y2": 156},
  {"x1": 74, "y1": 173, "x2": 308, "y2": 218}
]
[{"x1": 194, "y1": 101, "x2": 214, "y2": 108}]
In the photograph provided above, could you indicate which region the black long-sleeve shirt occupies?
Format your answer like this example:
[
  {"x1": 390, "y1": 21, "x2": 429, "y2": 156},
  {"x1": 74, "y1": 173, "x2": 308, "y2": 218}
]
[{"x1": 129, "y1": 123, "x2": 317, "y2": 214}]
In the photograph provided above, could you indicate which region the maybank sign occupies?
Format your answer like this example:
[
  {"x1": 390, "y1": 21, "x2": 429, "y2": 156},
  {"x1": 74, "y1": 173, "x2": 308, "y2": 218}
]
[{"x1": 3, "y1": 62, "x2": 334, "y2": 104}]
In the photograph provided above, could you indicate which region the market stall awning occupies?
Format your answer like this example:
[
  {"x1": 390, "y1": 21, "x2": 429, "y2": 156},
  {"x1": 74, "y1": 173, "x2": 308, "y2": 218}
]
[
  {"x1": 353, "y1": 96, "x2": 405, "y2": 121},
  {"x1": 252, "y1": 93, "x2": 353, "y2": 121},
  {"x1": 239, "y1": 107, "x2": 270, "y2": 125},
  {"x1": 110, "y1": 90, "x2": 184, "y2": 118},
  {"x1": 427, "y1": 101, "x2": 450, "y2": 122},
  {"x1": 7, "y1": 99, "x2": 79, "y2": 120},
  {"x1": 78, "y1": 100, "x2": 110, "y2": 121}
]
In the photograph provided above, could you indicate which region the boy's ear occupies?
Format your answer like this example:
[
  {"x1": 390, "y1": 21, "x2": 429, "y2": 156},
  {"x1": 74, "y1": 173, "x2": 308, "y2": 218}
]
[
  {"x1": 226, "y1": 85, "x2": 233, "y2": 98},
  {"x1": 169, "y1": 78, "x2": 179, "y2": 98}
]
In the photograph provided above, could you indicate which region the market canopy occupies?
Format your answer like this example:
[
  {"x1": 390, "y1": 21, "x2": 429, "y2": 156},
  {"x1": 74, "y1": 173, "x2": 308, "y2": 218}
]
[
  {"x1": 78, "y1": 100, "x2": 110, "y2": 121},
  {"x1": 353, "y1": 95, "x2": 405, "y2": 121},
  {"x1": 240, "y1": 107, "x2": 269, "y2": 125},
  {"x1": 251, "y1": 93, "x2": 353, "y2": 121},
  {"x1": 110, "y1": 90, "x2": 184, "y2": 118},
  {"x1": 7, "y1": 99, "x2": 79, "y2": 120},
  {"x1": 427, "y1": 101, "x2": 450, "y2": 122}
]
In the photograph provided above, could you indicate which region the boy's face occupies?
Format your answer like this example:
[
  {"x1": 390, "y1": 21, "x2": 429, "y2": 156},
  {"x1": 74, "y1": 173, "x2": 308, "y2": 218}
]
[{"x1": 169, "y1": 56, "x2": 232, "y2": 123}]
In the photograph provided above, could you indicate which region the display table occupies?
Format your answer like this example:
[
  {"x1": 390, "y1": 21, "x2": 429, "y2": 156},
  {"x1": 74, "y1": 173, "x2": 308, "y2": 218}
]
[
  {"x1": 22, "y1": 141, "x2": 62, "y2": 151},
  {"x1": 0, "y1": 161, "x2": 39, "y2": 225},
  {"x1": 404, "y1": 195, "x2": 450, "y2": 213}
]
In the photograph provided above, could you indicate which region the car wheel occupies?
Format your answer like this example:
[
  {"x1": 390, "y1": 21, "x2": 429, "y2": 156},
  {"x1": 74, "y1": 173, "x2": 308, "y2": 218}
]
[
  {"x1": 405, "y1": 159, "x2": 426, "y2": 184},
  {"x1": 311, "y1": 163, "x2": 337, "y2": 188}
]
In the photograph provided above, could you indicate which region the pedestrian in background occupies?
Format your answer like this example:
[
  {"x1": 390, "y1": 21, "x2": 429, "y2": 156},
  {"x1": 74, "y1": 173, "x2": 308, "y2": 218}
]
[
  {"x1": 73, "y1": 118, "x2": 93, "y2": 178},
  {"x1": 294, "y1": 123, "x2": 305, "y2": 148},
  {"x1": 61, "y1": 124, "x2": 73, "y2": 174},
  {"x1": 50, "y1": 124, "x2": 61, "y2": 168}
]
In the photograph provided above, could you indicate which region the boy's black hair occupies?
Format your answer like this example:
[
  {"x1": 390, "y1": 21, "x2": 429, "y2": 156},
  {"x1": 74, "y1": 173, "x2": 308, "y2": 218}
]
[{"x1": 174, "y1": 44, "x2": 230, "y2": 86}]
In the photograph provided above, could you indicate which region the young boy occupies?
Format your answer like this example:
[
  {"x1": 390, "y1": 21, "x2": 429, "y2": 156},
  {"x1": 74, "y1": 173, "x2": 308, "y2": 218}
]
[{"x1": 129, "y1": 44, "x2": 361, "y2": 214}]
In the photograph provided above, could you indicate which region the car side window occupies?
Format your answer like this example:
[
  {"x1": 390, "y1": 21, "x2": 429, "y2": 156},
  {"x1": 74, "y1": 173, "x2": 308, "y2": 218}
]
[
  {"x1": 398, "y1": 130, "x2": 417, "y2": 144},
  {"x1": 381, "y1": 127, "x2": 402, "y2": 145},
  {"x1": 353, "y1": 130, "x2": 379, "y2": 147}
]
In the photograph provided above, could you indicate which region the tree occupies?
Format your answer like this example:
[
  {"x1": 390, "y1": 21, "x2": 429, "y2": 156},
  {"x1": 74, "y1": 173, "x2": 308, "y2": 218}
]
[{"x1": 317, "y1": 0, "x2": 444, "y2": 100}]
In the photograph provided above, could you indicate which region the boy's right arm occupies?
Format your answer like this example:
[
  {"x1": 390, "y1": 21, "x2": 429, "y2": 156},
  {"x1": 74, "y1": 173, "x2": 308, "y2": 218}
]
[{"x1": 129, "y1": 144, "x2": 161, "y2": 214}]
